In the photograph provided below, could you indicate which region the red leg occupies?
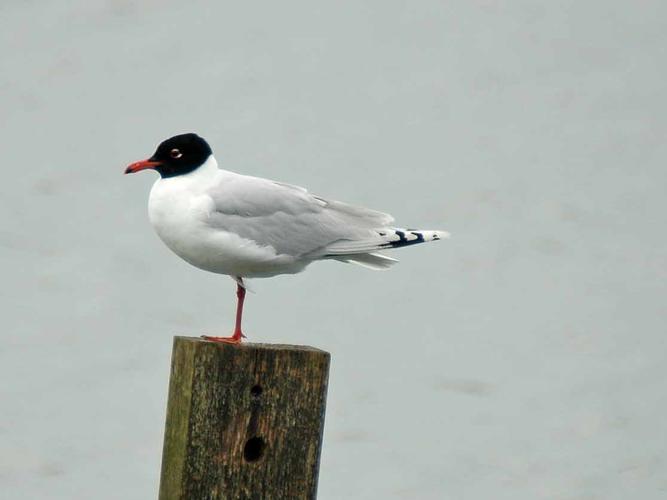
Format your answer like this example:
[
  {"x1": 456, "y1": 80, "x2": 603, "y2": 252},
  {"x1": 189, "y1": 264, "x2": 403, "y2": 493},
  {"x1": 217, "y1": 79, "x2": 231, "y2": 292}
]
[
  {"x1": 202, "y1": 279, "x2": 247, "y2": 344},
  {"x1": 233, "y1": 283, "x2": 247, "y2": 339}
]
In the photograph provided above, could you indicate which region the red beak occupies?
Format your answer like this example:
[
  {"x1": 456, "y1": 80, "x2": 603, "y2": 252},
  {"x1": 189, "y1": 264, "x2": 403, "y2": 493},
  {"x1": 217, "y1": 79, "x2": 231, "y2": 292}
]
[{"x1": 125, "y1": 159, "x2": 162, "y2": 174}]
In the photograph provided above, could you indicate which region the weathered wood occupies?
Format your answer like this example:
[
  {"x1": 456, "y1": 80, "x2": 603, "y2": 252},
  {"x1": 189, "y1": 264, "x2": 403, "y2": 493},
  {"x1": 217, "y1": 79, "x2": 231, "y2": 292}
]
[{"x1": 158, "y1": 336, "x2": 331, "y2": 500}]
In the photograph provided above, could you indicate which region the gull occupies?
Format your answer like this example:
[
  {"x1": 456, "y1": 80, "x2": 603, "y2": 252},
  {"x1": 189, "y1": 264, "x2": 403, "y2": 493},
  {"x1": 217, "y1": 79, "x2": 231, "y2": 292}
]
[{"x1": 125, "y1": 133, "x2": 448, "y2": 343}]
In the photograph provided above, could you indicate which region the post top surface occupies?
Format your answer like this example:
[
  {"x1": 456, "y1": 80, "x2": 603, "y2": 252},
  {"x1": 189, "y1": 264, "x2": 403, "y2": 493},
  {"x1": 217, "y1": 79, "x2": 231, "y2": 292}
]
[{"x1": 173, "y1": 336, "x2": 330, "y2": 356}]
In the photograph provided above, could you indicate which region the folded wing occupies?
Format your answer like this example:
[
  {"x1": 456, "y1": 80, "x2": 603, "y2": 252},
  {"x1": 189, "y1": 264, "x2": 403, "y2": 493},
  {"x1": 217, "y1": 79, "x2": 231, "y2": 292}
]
[{"x1": 205, "y1": 171, "x2": 396, "y2": 259}]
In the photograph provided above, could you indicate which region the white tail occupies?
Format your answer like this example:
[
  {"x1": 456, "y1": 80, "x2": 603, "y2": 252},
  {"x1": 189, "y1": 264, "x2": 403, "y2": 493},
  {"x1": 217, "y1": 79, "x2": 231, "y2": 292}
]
[
  {"x1": 324, "y1": 228, "x2": 449, "y2": 270},
  {"x1": 331, "y1": 252, "x2": 399, "y2": 270}
]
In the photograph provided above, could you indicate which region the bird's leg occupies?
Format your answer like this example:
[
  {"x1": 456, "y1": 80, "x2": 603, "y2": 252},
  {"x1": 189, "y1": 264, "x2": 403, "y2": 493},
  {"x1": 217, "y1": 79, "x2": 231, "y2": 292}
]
[
  {"x1": 201, "y1": 278, "x2": 247, "y2": 344},
  {"x1": 233, "y1": 281, "x2": 247, "y2": 339}
]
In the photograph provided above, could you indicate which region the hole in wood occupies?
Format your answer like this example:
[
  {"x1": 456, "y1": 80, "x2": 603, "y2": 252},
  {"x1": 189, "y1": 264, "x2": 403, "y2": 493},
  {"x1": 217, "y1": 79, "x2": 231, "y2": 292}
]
[
  {"x1": 250, "y1": 385, "x2": 263, "y2": 397},
  {"x1": 243, "y1": 437, "x2": 265, "y2": 463}
]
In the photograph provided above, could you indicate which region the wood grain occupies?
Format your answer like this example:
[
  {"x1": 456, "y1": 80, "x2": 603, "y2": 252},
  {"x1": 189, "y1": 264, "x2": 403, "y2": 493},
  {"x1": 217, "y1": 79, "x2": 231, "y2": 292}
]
[{"x1": 159, "y1": 337, "x2": 330, "y2": 500}]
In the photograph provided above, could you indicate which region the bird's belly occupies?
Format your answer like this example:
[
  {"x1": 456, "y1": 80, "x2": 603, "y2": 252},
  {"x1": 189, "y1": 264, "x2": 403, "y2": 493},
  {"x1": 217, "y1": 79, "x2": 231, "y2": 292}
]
[{"x1": 148, "y1": 195, "x2": 306, "y2": 278}]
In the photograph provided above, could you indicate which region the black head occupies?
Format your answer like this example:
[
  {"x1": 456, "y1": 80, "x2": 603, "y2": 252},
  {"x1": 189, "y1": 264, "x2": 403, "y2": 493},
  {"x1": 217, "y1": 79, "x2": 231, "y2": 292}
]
[{"x1": 125, "y1": 133, "x2": 213, "y2": 178}]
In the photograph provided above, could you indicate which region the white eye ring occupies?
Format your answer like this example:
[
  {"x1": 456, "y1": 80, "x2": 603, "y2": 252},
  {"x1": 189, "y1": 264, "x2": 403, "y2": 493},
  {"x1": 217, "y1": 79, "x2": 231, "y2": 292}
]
[{"x1": 170, "y1": 148, "x2": 182, "y2": 159}]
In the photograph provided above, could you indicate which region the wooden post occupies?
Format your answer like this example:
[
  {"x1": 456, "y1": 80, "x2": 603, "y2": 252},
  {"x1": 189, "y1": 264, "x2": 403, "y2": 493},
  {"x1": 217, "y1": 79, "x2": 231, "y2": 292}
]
[{"x1": 158, "y1": 337, "x2": 331, "y2": 500}]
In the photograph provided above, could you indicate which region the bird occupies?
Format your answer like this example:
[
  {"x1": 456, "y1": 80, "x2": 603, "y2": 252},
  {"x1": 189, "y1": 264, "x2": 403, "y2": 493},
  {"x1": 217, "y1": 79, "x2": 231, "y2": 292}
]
[{"x1": 125, "y1": 133, "x2": 448, "y2": 343}]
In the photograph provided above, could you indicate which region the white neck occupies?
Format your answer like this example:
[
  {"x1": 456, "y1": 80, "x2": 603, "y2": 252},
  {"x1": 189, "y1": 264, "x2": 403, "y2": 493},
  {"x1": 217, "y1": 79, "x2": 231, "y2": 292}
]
[{"x1": 185, "y1": 155, "x2": 219, "y2": 178}]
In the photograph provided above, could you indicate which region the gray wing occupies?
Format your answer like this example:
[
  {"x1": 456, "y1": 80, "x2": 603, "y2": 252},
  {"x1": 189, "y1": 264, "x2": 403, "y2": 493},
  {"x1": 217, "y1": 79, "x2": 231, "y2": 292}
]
[{"x1": 206, "y1": 171, "x2": 394, "y2": 258}]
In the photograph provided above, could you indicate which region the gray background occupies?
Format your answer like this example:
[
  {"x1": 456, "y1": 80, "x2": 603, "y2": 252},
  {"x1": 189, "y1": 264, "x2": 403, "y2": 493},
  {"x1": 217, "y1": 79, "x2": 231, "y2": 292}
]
[{"x1": 2, "y1": 1, "x2": 666, "y2": 499}]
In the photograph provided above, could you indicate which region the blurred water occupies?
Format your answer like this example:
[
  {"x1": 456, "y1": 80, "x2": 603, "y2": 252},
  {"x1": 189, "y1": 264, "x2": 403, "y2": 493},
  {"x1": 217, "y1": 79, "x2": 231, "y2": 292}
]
[{"x1": 1, "y1": 1, "x2": 666, "y2": 499}]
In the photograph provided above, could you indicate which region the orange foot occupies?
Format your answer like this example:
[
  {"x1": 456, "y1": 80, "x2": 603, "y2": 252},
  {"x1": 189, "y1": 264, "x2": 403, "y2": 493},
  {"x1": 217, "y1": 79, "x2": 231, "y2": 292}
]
[{"x1": 201, "y1": 331, "x2": 246, "y2": 344}]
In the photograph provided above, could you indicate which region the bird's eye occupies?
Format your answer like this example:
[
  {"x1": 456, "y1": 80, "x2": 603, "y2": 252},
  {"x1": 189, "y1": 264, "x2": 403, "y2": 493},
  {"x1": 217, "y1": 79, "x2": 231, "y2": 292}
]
[{"x1": 170, "y1": 148, "x2": 183, "y2": 159}]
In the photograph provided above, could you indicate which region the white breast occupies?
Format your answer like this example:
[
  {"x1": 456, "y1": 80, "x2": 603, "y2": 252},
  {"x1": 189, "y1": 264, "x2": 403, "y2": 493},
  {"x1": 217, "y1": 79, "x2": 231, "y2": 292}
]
[{"x1": 147, "y1": 157, "x2": 304, "y2": 278}]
